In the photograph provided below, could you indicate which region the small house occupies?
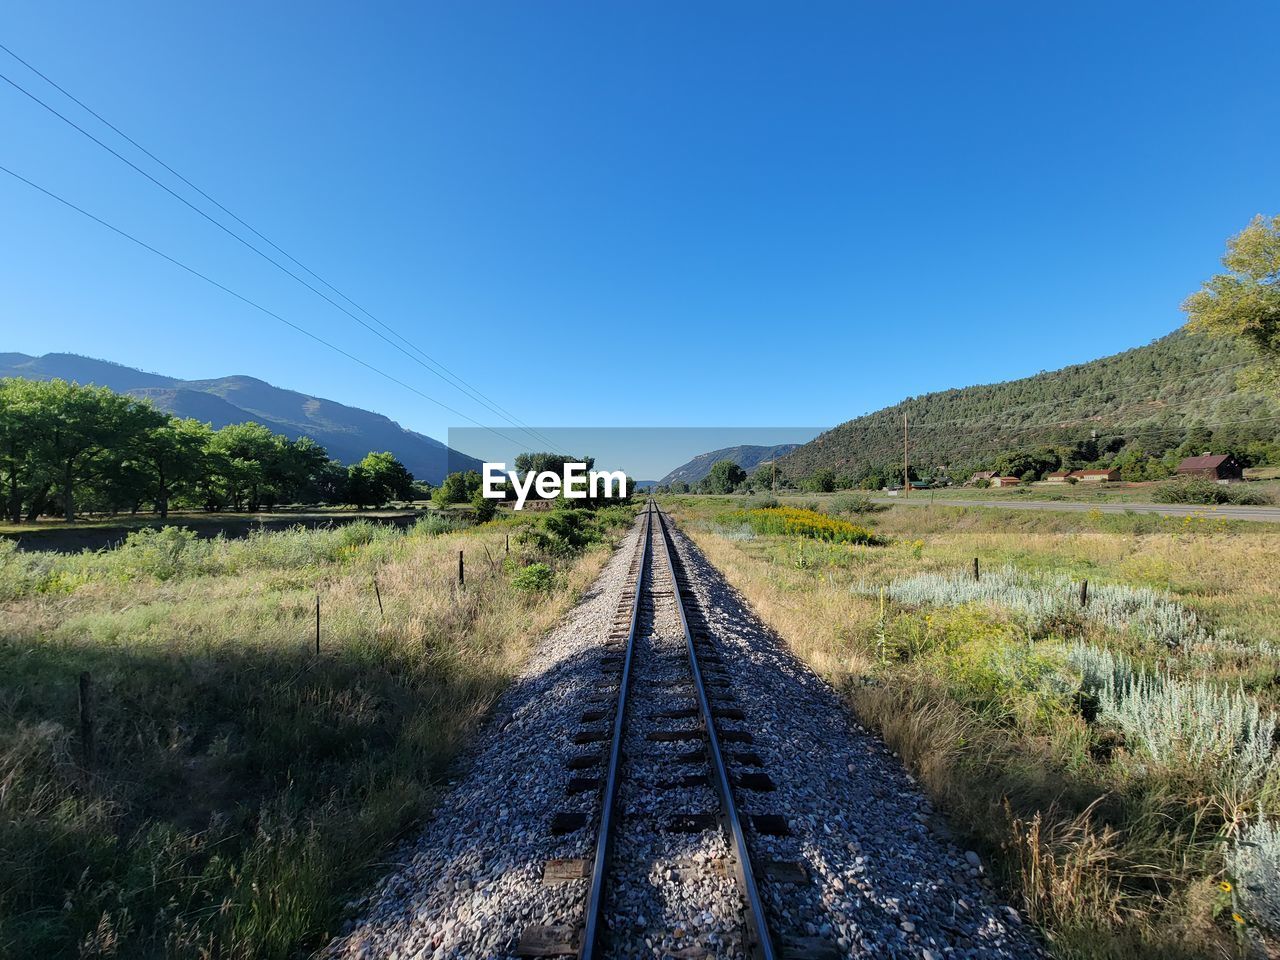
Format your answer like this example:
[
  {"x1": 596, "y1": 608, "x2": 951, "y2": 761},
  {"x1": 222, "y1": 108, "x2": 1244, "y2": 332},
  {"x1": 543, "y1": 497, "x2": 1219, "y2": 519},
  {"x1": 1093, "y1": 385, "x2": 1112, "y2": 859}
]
[
  {"x1": 1072, "y1": 468, "x2": 1119, "y2": 483},
  {"x1": 989, "y1": 476, "x2": 1021, "y2": 488},
  {"x1": 1177, "y1": 454, "x2": 1243, "y2": 483},
  {"x1": 1045, "y1": 470, "x2": 1073, "y2": 483}
]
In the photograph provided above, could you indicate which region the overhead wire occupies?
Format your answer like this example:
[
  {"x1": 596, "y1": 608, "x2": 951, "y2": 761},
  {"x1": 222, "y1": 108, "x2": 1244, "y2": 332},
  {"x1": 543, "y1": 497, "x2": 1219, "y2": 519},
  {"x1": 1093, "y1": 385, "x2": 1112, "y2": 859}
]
[
  {"x1": 0, "y1": 162, "x2": 539, "y2": 453},
  {"x1": 0, "y1": 50, "x2": 568, "y2": 455}
]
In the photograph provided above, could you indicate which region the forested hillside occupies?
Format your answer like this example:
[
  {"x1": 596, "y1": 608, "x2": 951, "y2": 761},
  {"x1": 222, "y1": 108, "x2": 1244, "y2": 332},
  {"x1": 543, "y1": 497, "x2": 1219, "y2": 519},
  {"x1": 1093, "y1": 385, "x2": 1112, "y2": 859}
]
[
  {"x1": 780, "y1": 329, "x2": 1280, "y2": 485},
  {"x1": 0, "y1": 353, "x2": 481, "y2": 483}
]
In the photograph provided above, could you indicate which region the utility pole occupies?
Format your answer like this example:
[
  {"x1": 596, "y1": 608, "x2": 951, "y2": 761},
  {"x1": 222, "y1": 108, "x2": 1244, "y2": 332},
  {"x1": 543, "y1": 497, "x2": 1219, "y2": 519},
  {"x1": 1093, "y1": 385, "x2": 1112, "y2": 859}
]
[
  {"x1": 772, "y1": 459, "x2": 776, "y2": 494},
  {"x1": 903, "y1": 411, "x2": 910, "y2": 499}
]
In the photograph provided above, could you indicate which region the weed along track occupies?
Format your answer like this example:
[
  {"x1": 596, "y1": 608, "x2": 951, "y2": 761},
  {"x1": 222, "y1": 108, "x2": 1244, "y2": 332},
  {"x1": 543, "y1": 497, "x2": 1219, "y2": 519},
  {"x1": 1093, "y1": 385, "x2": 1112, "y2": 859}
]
[{"x1": 326, "y1": 506, "x2": 1040, "y2": 960}]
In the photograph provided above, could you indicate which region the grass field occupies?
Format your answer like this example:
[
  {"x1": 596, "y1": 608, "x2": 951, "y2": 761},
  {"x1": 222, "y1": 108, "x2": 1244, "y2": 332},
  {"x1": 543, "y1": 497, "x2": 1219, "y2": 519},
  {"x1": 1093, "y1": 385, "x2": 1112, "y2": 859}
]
[
  {"x1": 666, "y1": 495, "x2": 1280, "y2": 958},
  {"x1": 0, "y1": 506, "x2": 441, "y2": 553},
  {"x1": 809, "y1": 477, "x2": 1280, "y2": 506},
  {"x1": 0, "y1": 506, "x2": 635, "y2": 959}
]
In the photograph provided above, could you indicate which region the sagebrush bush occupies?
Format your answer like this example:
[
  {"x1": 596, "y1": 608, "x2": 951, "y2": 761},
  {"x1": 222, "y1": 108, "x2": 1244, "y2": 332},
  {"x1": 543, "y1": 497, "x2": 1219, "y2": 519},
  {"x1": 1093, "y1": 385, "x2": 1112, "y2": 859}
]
[
  {"x1": 1229, "y1": 814, "x2": 1280, "y2": 933},
  {"x1": 1095, "y1": 668, "x2": 1278, "y2": 790},
  {"x1": 863, "y1": 565, "x2": 1222, "y2": 651},
  {"x1": 1064, "y1": 639, "x2": 1133, "y2": 695},
  {"x1": 709, "y1": 522, "x2": 756, "y2": 541}
]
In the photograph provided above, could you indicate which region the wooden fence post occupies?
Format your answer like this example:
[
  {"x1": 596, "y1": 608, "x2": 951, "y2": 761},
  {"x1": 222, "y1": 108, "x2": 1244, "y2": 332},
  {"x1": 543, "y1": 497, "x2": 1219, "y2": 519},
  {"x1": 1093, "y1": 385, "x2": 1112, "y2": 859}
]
[
  {"x1": 458, "y1": 550, "x2": 465, "y2": 588},
  {"x1": 78, "y1": 672, "x2": 95, "y2": 769},
  {"x1": 972, "y1": 557, "x2": 980, "y2": 582},
  {"x1": 505, "y1": 533, "x2": 509, "y2": 554},
  {"x1": 315, "y1": 594, "x2": 321, "y2": 655},
  {"x1": 1079, "y1": 579, "x2": 1089, "y2": 607},
  {"x1": 373, "y1": 575, "x2": 384, "y2": 617}
]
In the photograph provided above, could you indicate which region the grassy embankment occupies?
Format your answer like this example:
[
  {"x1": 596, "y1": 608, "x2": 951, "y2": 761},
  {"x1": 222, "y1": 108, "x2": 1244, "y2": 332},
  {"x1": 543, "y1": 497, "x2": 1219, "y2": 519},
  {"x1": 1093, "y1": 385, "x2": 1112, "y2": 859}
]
[
  {"x1": 665, "y1": 495, "x2": 1280, "y2": 959},
  {"x1": 0, "y1": 505, "x2": 635, "y2": 959}
]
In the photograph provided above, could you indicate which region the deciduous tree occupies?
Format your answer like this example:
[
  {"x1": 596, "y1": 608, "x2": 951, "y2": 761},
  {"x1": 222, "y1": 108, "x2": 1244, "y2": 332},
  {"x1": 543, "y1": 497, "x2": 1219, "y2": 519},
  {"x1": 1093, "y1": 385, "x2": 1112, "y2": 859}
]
[{"x1": 1184, "y1": 214, "x2": 1280, "y2": 393}]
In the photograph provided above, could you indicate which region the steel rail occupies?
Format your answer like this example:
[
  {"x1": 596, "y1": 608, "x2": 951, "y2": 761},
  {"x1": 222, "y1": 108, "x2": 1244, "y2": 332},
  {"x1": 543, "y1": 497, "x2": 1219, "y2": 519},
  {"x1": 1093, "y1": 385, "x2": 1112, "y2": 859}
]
[
  {"x1": 579, "y1": 501, "x2": 654, "y2": 959},
  {"x1": 653, "y1": 506, "x2": 777, "y2": 960}
]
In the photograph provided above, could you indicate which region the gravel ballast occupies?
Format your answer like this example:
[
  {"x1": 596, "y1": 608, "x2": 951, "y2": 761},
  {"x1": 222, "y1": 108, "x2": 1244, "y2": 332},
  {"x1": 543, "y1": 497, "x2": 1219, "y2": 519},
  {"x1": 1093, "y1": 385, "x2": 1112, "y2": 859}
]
[{"x1": 323, "y1": 510, "x2": 1041, "y2": 959}]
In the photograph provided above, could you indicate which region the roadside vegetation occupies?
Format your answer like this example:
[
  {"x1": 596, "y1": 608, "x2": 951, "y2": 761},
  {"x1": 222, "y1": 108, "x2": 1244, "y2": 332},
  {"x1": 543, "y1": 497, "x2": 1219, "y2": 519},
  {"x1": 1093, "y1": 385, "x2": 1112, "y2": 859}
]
[
  {"x1": 1152, "y1": 476, "x2": 1274, "y2": 506},
  {"x1": 666, "y1": 495, "x2": 1280, "y2": 958},
  {"x1": 0, "y1": 501, "x2": 636, "y2": 959}
]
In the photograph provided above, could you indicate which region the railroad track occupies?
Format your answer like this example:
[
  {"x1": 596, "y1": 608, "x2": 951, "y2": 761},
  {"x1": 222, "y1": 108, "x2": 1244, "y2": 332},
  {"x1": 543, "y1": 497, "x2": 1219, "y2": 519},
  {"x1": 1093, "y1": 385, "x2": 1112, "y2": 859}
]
[{"x1": 518, "y1": 502, "x2": 833, "y2": 959}]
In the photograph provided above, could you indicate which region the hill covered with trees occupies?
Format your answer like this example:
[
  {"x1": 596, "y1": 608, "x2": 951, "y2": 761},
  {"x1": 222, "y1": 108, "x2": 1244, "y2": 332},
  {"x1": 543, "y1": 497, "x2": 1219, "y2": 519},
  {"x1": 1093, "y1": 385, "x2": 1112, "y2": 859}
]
[
  {"x1": 0, "y1": 353, "x2": 481, "y2": 484},
  {"x1": 778, "y1": 328, "x2": 1280, "y2": 487}
]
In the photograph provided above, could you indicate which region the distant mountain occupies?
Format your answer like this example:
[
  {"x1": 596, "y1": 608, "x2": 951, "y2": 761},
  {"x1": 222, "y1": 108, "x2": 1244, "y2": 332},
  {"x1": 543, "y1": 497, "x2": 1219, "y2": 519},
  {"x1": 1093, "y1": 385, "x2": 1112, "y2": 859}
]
[
  {"x1": 778, "y1": 329, "x2": 1279, "y2": 481},
  {"x1": 659, "y1": 444, "x2": 800, "y2": 487},
  {"x1": 0, "y1": 353, "x2": 483, "y2": 484}
]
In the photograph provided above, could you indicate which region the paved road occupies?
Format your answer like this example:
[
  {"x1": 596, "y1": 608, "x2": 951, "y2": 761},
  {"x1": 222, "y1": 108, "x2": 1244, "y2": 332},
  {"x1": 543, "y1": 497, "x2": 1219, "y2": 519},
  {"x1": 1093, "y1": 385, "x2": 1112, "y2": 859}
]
[{"x1": 874, "y1": 496, "x2": 1280, "y2": 524}]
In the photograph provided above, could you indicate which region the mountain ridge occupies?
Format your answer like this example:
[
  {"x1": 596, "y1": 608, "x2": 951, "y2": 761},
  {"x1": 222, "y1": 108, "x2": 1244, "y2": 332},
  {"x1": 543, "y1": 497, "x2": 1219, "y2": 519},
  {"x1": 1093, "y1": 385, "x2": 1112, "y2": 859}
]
[
  {"x1": 0, "y1": 352, "x2": 482, "y2": 484},
  {"x1": 659, "y1": 443, "x2": 800, "y2": 487}
]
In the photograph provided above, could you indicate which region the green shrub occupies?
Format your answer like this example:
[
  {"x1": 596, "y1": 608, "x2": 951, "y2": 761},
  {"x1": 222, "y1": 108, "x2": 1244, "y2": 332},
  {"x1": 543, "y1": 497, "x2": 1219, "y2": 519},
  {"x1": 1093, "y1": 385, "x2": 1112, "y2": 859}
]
[
  {"x1": 1153, "y1": 477, "x2": 1273, "y2": 505},
  {"x1": 112, "y1": 526, "x2": 211, "y2": 581},
  {"x1": 830, "y1": 492, "x2": 884, "y2": 515},
  {"x1": 517, "y1": 508, "x2": 601, "y2": 557},
  {"x1": 512, "y1": 562, "x2": 555, "y2": 593},
  {"x1": 471, "y1": 491, "x2": 498, "y2": 523},
  {"x1": 411, "y1": 513, "x2": 468, "y2": 537},
  {"x1": 744, "y1": 494, "x2": 779, "y2": 510},
  {"x1": 0, "y1": 539, "x2": 43, "y2": 600}
]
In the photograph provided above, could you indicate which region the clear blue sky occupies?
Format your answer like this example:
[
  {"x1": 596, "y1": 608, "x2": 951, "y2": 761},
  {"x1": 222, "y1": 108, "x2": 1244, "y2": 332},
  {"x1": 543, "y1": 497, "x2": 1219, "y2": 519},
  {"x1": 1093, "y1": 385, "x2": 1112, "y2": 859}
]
[{"x1": 3, "y1": 1, "x2": 1278, "y2": 454}]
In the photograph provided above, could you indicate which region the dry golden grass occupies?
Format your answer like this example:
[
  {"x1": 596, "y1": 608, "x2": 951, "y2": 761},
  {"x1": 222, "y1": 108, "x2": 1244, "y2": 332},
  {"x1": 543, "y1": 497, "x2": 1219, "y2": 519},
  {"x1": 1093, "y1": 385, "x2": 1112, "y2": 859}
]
[{"x1": 670, "y1": 497, "x2": 1280, "y2": 958}]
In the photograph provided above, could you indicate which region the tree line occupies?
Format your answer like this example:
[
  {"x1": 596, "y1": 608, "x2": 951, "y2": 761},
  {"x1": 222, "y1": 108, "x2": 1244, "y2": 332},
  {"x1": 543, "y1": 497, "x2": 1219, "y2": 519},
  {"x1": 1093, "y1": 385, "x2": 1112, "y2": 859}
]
[
  {"x1": 0, "y1": 378, "x2": 423, "y2": 522},
  {"x1": 655, "y1": 423, "x2": 1280, "y2": 495}
]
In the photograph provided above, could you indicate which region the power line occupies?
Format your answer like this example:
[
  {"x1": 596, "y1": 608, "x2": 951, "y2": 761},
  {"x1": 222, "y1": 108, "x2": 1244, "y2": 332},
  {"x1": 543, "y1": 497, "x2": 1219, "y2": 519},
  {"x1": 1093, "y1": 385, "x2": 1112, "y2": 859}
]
[
  {"x1": 0, "y1": 51, "x2": 567, "y2": 455},
  {"x1": 0, "y1": 162, "x2": 539, "y2": 455}
]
